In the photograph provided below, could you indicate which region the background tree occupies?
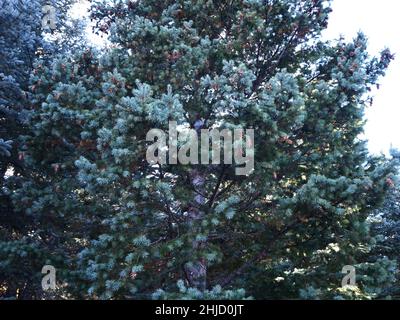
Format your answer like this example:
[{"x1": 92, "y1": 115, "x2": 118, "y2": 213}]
[
  {"x1": 370, "y1": 150, "x2": 400, "y2": 299},
  {"x1": 0, "y1": 0, "x2": 84, "y2": 299},
  {"x1": 8, "y1": 0, "x2": 399, "y2": 300}
]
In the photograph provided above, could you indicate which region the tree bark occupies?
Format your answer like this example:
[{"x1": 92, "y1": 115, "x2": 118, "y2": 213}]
[{"x1": 183, "y1": 119, "x2": 208, "y2": 291}]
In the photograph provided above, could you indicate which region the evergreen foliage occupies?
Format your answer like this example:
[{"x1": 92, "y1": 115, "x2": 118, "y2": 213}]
[
  {"x1": 1, "y1": 0, "x2": 398, "y2": 300},
  {"x1": 0, "y1": 0, "x2": 83, "y2": 299},
  {"x1": 370, "y1": 155, "x2": 400, "y2": 299}
]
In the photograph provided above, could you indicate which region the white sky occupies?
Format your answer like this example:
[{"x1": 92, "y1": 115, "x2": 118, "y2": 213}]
[
  {"x1": 72, "y1": 0, "x2": 400, "y2": 155},
  {"x1": 322, "y1": 0, "x2": 400, "y2": 155}
]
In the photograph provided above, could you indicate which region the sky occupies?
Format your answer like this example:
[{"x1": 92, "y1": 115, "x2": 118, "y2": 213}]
[
  {"x1": 322, "y1": 0, "x2": 400, "y2": 155},
  {"x1": 72, "y1": 0, "x2": 400, "y2": 155}
]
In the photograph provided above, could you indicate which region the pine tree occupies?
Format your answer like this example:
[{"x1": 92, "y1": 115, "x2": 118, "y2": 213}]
[
  {"x1": 0, "y1": 0, "x2": 84, "y2": 299},
  {"x1": 1, "y1": 0, "x2": 86, "y2": 184},
  {"x1": 370, "y1": 151, "x2": 400, "y2": 299},
  {"x1": 1, "y1": 0, "x2": 42, "y2": 180},
  {"x1": 1, "y1": 0, "x2": 45, "y2": 299},
  {"x1": 14, "y1": 0, "x2": 398, "y2": 299}
]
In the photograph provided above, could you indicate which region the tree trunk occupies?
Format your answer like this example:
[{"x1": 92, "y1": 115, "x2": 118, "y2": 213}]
[{"x1": 184, "y1": 169, "x2": 207, "y2": 291}]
